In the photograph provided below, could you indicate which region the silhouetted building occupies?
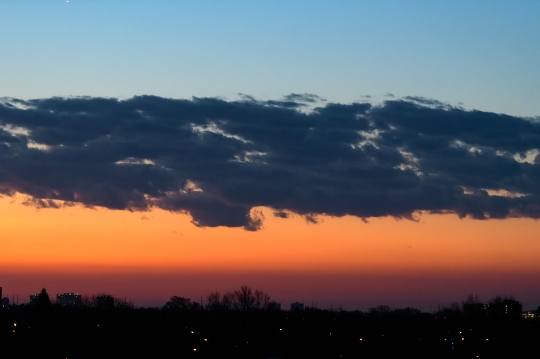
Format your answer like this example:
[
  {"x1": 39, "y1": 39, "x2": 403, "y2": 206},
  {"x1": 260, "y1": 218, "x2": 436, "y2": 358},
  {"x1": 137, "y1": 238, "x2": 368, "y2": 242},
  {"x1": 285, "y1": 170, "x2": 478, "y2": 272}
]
[
  {"x1": 523, "y1": 311, "x2": 536, "y2": 319},
  {"x1": 488, "y1": 299, "x2": 522, "y2": 317},
  {"x1": 290, "y1": 302, "x2": 304, "y2": 311},
  {"x1": 463, "y1": 298, "x2": 523, "y2": 318},
  {"x1": 269, "y1": 302, "x2": 281, "y2": 310},
  {"x1": 56, "y1": 293, "x2": 82, "y2": 307},
  {"x1": 30, "y1": 293, "x2": 40, "y2": 305},
  {"x1": 1, "y1": 287, "x2": 7, "y2": 307},
  {"x1": 463, "y1": 303, "x2": 488, "y2": 316}
]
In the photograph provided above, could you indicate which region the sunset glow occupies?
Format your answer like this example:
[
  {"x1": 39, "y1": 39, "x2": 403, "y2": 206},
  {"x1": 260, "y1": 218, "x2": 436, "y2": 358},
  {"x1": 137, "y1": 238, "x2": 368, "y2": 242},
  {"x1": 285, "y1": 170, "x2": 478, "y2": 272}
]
[
  {"x1": 2, "y1": 194, "x2": 539, "y2": 309},
  {"x1": 1, "y1": 1, "x2": 540, "y2": 316}
]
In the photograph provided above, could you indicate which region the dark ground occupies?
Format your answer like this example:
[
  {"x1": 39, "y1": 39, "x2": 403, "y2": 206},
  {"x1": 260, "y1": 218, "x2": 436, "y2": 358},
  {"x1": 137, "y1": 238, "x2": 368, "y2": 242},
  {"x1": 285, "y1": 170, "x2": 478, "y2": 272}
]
[{"x1": 1, "y1": 305, "x2": 539, "y2": 358}]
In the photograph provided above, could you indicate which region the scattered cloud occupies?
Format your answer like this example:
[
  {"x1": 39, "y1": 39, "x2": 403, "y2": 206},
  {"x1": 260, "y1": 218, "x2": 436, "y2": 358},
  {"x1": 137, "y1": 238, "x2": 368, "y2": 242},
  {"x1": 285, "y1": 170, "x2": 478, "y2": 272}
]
[
  {"x1": 304, "y1": 214, "x2": 319, "y2": 224},
  {"x1": 0, "y1": 95, "x2": 539, "y2": 230},
  {"x1": 282, "y1": 93, "x2": 326, "y2": 103},
  {"x1": 273, "y1": 210, "x2": 290, "y2": 219}
]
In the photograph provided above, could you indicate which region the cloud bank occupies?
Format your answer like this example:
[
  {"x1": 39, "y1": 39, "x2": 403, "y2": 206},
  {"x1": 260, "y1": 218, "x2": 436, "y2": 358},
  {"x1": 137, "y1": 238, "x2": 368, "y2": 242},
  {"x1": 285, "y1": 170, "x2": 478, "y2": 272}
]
[{"x1": 0, "y1": 95, "x2": 539, "y2": 230}]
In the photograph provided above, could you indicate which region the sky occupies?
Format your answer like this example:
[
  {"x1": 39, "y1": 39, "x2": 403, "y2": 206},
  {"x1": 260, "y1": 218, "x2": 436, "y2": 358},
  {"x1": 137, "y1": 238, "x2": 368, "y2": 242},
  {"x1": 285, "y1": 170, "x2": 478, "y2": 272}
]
[{"x1": 0, "y1": 1, "x2": 539, "y2": 310}]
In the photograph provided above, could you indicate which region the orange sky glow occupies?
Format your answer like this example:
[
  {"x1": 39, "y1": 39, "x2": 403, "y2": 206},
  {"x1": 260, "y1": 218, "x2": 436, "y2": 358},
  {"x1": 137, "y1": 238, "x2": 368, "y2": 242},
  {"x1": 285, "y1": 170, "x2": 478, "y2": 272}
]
[{"x1": 1, "y1": 194, "x2": 539, "y2": 310}]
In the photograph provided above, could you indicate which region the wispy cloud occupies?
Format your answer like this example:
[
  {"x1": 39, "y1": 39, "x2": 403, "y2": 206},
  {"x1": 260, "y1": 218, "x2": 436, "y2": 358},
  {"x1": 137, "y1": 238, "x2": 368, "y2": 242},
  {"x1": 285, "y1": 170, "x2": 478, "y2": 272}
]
[{"x1": 0, "y1": 95, "x2": 539, "y2": 230}]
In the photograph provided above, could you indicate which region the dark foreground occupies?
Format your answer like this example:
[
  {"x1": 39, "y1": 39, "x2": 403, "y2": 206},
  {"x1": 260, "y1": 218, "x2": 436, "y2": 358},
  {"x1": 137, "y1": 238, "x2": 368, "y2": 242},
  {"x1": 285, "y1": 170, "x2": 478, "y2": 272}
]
[{"x1": 1, "y1": 306, "x2": 539, "y2": 359}]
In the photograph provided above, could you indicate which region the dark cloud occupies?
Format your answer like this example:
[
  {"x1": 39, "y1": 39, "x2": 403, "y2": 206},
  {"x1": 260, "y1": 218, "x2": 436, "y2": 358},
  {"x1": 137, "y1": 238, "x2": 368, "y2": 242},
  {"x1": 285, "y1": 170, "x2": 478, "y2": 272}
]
[
  {"x1": 21, "y1": 197, "x2": 62, "y2": 209},
  {"x1": 304, "y1": 214, "x2": 319, "y2": 224},
  {"x1": 0, "y1": 95, "x2": 539, "y2": 230},
  {"x1": 273, "y1": 210, "x2": 290, "y2": 219}
]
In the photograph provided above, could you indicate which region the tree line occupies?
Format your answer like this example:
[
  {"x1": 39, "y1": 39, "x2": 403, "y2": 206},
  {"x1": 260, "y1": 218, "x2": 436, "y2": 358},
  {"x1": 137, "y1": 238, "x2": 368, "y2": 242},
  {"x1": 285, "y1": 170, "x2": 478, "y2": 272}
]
[
  {"x1": 164, "y1": 285, "x2": 274, "y2": 312},
  {"x1": 18, "y1": 287, "x2": 540, "y2": 318}
]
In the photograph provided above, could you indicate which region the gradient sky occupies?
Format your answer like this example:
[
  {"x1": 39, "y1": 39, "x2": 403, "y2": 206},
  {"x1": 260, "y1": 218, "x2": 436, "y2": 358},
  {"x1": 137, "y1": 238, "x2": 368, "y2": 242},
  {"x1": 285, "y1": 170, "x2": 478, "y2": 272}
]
[{"x1": 1, "y1": 1, "x2": 539, "y2": 310}]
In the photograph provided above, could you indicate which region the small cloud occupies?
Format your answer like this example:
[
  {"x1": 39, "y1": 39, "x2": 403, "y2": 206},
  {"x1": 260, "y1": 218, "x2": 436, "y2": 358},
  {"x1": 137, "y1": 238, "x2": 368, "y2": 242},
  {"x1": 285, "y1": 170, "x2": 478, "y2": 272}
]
[
  {"x1": 385, "y1": 92, "x2": 395, "y2": 97},
  {"x1": 273, "y1": 210, "x2": 290, "y2": 219},
  {"x1": 141, "y1": 215, "x2": 149, "y2": 220},
  {"x1": 237, "y1": 93, "x2": 257, "y2": 102},
  {"x1": 403, "y1": 96, "x2": 452, "y2": 109},
  {"x1": 244, "y1": 209, "x2": 265, "y2": 231},
  {"x1": 21, "y1": 197, "x2": 60, "y2": 209},
  {"x1": 0, "y1": 189, "x2": 15, "y2": 196},
  {"x1": 283, "y1": 93, "x2": 326, "y2": 103},
  {"x1": 304, "y1": 214, "x2": 319, "y2": 224}
]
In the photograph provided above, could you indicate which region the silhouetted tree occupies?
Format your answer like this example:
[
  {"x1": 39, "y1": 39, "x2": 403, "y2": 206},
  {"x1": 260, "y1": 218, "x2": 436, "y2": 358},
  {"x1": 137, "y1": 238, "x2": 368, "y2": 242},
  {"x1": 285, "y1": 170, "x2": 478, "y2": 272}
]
[
  {"x1": 206, "y1": 286, "x2": 272, "y2": 311},
  {"x1": 82, "y1": 294, "x2": 92, "y2": 307},
  {"x1": 222, "y1": 291, "x2": 236, "y2": 310},
  {"x1": 462, "y1": 293, "x2": 485, "y2": 316},
  {"x1": 35, "y1": 288, "x2": 51, "y2": 309},
  {"x1": 488, "y1": 295, "x2": 522, "y2": 317},
  {"x1": 114, "y1": 297, "x2": 134, "y2": 309},
  {"x1": 206, "y1": 291, "x2": 222, "y2": 310},
  {"x1": 368, "y1": 304, "x2": 392, "y2": 316},
  {"x1": 462, "y1": 293, "x2": 481, "y2": 307},
  {"x1": 394, "y1": 307, "x2": 421, "y2": 316},
  {"x1": 163, "y1": 295, "x2": 201, "y2": 309},
  {"x1": 449, "y1": 301, "x2": 462, "y2": 313},
  {"x1": 81, "y1": 293, "x2": 131, "y2": 309},
  {"x1": 436, "y1": 301, "x2": 462, "y2": 318},
  {"x1": 488, "y1": 295, "x2": 505, "y2": 305},
  {"x1": 91, "y1": 294, "x2": 115, "y2": 309},
  {"x1": 235, "y1": 285, "x2": 255, "y2": 312},
  {"x1": 253, "y1": 289, "x2": 271, "y2": 310}
]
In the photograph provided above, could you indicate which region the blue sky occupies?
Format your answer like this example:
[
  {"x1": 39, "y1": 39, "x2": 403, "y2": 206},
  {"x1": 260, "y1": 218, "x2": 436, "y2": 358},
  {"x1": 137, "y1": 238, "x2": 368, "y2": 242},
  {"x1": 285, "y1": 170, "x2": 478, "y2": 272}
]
[{"x1": 1, "y1": 1, "x2": 539, "y2": 116}]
